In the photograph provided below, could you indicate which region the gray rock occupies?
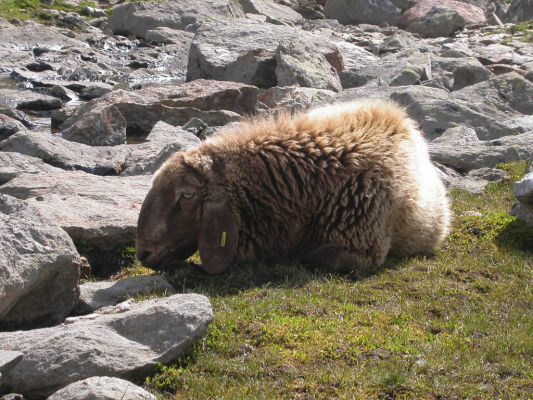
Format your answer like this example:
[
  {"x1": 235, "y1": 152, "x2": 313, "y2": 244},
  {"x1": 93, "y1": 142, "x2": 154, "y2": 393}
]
[
  {"x1": 0, "y1": 152, "x2": 59, "y2": 185},
  {"x1": 0, "y1": 351, "x2": 23, "y2": 381},
  {"x1": 398, "y1": 0, "x2": 486, "y2": 38},
  {"x1": 323, "y1": 0, "x2": 402, "y2": 26},
  {"x1": 0, "y1": 294, "x2": 213, "y2": 399},
  {"x1": 0, "y1": 131, "x2": 129, "y2": 175},
  {"x1": 0, "y1": 394, "x2": 24, "y2": 400},
  {"x1": 511, "y1": 201, "x2": 533, "y2": 226},
  {"x1": 0, "y1": 89, "x2": 62, "y2": 111},
  {"x1": 62, "y1": 81, "x2": 257, "y2": 139},
  {"x1": 0, "y1": 194, "x2": 81, "y2": 330},
  {"x1": 74, "y1": 275, "x2": 175, "y2": 315},
  {"x1": 505, "y1": 0, "x2": 533, "y2": 23},
  {"x1": 0, "y1": 171, "x2": 151, "y2": 253},
  {"x1": 430, "y1": 131, "x2": 533, "y2": 172},
  {"x1": 240, "y1": 0, "x2": 304, "y2": 25},
  {"x1": 472, "y1": 43, "x2": 531, "y2": 66},
  {"x1": 47, "y1": 376, "x2": 156, "y2": 400},
  {"x1": 274, "y1": 42, "x2": 342, "y2": 92},
  {"x1": 61, "y1": 101, "x2": 127, "y2": 146},
  {"x1": 256, "y1": 86, "x2": 335, "y2": 112},
  {"x1": 121, "y1": 121, "x2": 201, "y2": 176},
  {"x1": 389, "y1": 66, "x2": 423, "y2": 86},
  {"x1": 513, "y1": 172, "x2": 533, "y2": 204},
  {"x1": 107, "y1": 0, "x2": 243, "y2": 38},
  {"x1": 186, "y1": 19, "x2": 341, "y2": 89},
  {"x1": 144, "y1": 27, "x2": 194, "y2": 45},
  {"x1": 0, "y1": 115, "x2": 25, "y2": 141},
  {"x1": 452, "y1": 63, "x2": 492, "y2": 90}
]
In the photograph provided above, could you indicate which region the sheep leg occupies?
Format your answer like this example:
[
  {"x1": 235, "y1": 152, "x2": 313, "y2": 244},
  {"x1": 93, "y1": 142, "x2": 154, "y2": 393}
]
[{"x1": 301, "y1": 244, "x2": 362, "y2": 272}]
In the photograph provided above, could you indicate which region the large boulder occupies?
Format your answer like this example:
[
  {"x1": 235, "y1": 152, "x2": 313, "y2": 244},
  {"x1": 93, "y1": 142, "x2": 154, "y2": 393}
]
[
  {"x1": 398, "y1": 0, "x2": 486, "y2": 38},
  {"x1": 0, "y1": 152, "x2": 59, "y2": 185},
  {"x1": 240, "y1": 0, "x2": 305, "y2": 25},
  {"x1": 186, "y1": 19, "x2": 341, "y2": 89},
  {"x1": 323, "y1": 0, "x2": 402, "y2": 26},
  {"x1": 0, "y1": 351, "x2": 23, "y2": 381},
  {"x1": 47, "y1": 377, "x2": 156, "y2": 400},
  {"x1": 0, "y1": 294, "x2": 213, "y2": 398},
  {"x1": 107, "y1": 0, "x2": 244, "y2": 38},
  {"x1": 0, "y1": 115, "x2": 25, "y2": 142},
  {"x1": 0, "y1": 194, "x2": 81, "y2": 330},
  {"x1": 0, "y1": 89, "x2": 62, "y2": 112}
]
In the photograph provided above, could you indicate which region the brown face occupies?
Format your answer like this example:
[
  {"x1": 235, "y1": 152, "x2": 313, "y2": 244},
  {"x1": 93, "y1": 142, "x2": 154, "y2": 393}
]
[{"x1": 136, "y1": 165, "x2": 203, "y2": 271}]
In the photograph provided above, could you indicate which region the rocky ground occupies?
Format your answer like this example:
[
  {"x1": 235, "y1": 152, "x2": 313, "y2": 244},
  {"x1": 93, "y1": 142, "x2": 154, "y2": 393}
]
[{"x1": 0, "y1": 0, "x2": 532, "y2": 399}]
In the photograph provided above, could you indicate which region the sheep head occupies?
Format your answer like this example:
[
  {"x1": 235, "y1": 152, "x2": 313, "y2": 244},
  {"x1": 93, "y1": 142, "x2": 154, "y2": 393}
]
[{"x1": 136, "y1": 153, "x2": 239, "y2": 275}]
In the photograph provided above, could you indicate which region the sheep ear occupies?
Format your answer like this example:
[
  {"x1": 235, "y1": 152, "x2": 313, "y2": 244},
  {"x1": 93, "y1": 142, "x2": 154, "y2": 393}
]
[{"x1": 198, "y1": 197, "x2": 238, "y2": 275}]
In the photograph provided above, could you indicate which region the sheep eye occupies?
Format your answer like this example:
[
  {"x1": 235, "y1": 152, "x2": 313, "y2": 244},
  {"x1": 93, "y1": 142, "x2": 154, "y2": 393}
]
[{"x1": 182, "y1": 192, "x2": 195, "y2": 200}]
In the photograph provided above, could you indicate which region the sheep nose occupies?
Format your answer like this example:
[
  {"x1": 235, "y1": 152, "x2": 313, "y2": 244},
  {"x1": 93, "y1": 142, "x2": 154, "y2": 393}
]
[{"x1": 137, "y1": 250, "x2": 152, "y2": 263}]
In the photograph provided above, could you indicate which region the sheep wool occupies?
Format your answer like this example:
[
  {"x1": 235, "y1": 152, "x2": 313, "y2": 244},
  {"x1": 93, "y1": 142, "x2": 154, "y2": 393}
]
[{"x1": 140, "y1": 100, "x2": 451, "y2": 273}]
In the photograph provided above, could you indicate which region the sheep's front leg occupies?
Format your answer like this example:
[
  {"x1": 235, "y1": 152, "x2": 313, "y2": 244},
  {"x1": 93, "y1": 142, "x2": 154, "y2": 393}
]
[{"x1": 301, "y1": 244, "x2": 362, "y2": 272}]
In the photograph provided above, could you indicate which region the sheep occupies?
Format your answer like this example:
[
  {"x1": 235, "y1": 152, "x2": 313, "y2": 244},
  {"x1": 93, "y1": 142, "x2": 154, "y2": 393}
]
[{"x1": 136, "y1": 100, "x2": 451, "y2": 275}]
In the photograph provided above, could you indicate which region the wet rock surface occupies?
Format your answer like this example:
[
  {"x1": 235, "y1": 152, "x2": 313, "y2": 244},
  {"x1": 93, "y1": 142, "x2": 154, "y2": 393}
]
[{"x1": 0, "y1": 1, "x2": 531, "y2": 398}]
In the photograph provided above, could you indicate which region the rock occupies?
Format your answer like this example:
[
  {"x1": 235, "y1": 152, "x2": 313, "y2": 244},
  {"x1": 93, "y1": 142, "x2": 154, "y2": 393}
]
[
  {"x1": 511, "y1": 172, "x2": 533, "y2": 226},
  {"x1": 121, "y1": 121, "x2": 201, "y2": 176},
  {"x1": 513, "y1": 172, "x2": 533, "y2": 204},
  {"x1": 0, "y1": 170, "x2": 151, "y2": 273},
  {"x1": 389, "y1": 66, "x2": 424, "y2": 86},
  {"x1": 398, "y1": 0, "x2": 486, "y2": 38},
  {"x1": 186, "y1": 19, "x2": 341, "y2": 89},
  {"x1": 0, "y1": 351, "x2": 23, "y2": 381},
  {"x1": 430, "y1": 131, "x2": 533, "y2": 172},
  {"x1": 0, "y1": 89, "x2": 62, "y2": 111},
  {"x1": 0, "y1": 194, "x2": 81, "y2": 330},
  {"x1": 0, "y1": 115, "x2": 25, "y2": 141},
  {"x1": 323, "y1": 0, "x2": 402, "y2": 26},
  {"x1": 61, "y1": 101, "x2": 127, "y2": 146},
  {"x1": 47, "y1": 376, "x2": 156, "y2": 400},
  {"x1": 0, "y1": 107, "x2": 36, "y2": 130},
  {"x1": 505, "y1": 0, "x2": 533, "y2": 23},
  {"x1": 0, "y1": 131, "x2": 129, "y2": 175},
  {"x1": 0, "y1": 294, "x2": 213, "y2": 399},
  {"x1": 256, "y1": 86, "x2": 335, "y2": 112},
  {"x1": 74, "y1": 275, "x2": 176, "y2": 315},
  {"x1": 0, "y1": 152, "x2": 59, "y2": 185},
  {"x1": 144, "y1": 27, "x2": 194, "y2": 45},
  {"x1": 0, "y1": 394, "x2": 24, "y2": 400},
  {"x1": 472, "y1": 43, "x2": 530, "y2": 66},
  {"x1": 80, "y1": 6, "x2": 107, "y2": 18},
  {"x1": 62, "y1": 81, "x2": 258, "y2": 139},
  {"x1": 107, "y1": 0, "x2": 243, "y2": 38},
  {"x1": 274, "y1": 42, "x2": 342, "y2": 91},
  {"x1": 240, "y1": 0, "x2": 304, "y2": 25},
  {"x1": 452, "y1": 63, "x2": 492, "y2": 90}
]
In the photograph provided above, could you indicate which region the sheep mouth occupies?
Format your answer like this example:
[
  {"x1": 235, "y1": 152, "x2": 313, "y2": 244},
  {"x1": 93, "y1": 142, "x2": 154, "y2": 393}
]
[{"x1": 158, "y1": 246, "x2": 198, "y2": 271}]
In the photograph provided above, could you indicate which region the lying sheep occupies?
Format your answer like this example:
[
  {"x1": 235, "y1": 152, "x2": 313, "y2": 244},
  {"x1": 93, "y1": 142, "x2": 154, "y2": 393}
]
[{"x1": 136, "y1": 100, "x2": 450, "y2": 274}]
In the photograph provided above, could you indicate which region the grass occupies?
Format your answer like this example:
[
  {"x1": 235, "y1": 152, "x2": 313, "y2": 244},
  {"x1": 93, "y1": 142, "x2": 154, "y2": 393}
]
[
  {"x1": 0, "y1": 0, "x2": 98, "y2": 23},
  {"x1": 117, "y1": 161, "x2": 533, "y2": 399}
]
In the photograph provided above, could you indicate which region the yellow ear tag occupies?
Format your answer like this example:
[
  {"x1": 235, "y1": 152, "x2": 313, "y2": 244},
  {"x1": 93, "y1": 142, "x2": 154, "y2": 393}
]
[{"x1": 220, "y1": 231, "x2": 227, "y2": 248}]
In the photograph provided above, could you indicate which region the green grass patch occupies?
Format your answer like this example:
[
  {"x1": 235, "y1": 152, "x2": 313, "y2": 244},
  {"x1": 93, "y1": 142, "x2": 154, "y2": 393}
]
[{"x1": 126, "y1": 162, "x2": 533, "y2": 399}]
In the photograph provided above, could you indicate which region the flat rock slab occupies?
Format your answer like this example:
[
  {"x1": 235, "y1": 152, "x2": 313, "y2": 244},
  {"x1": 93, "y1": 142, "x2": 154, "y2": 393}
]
[
  {"x1": 0, "y1": 294, "x2": 213, "y2": 399},
  {"x1": 0, "y1": 194, "x2": 80, "y2": 330},
  {"x1": 0, "y1": 131, "x2": 129, "y2": 175},
  {"x1": 47, "y1": 376, "x2": 156, "y2": 400},
  {"x1": 0, "y1": 170, "x2": 152, "y2": 251},
  {"x1": 0, "y1": 351, "x2": 23, "y2": 381},
  {"x1": 0, "y1": 152, "x2": 59, "y2": 185},
  {"x1": 74, "y1": 275, "x2": 176, "y2": 314}
]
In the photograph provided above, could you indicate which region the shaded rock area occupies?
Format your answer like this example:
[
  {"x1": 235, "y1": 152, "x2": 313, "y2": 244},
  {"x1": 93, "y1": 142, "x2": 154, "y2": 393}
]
[
  {"x1": 0, "y1": 195, "x2": 80, "y2": 331},
  {"x1": 0, "y1": 294, "x2": 213, "y2": 399},
  {"x1": 0, "y1": 0, "x2": 531, "y2": 398},
  {"x1": 74, "y1": 275, "x2": 175, "y2": 315}
]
